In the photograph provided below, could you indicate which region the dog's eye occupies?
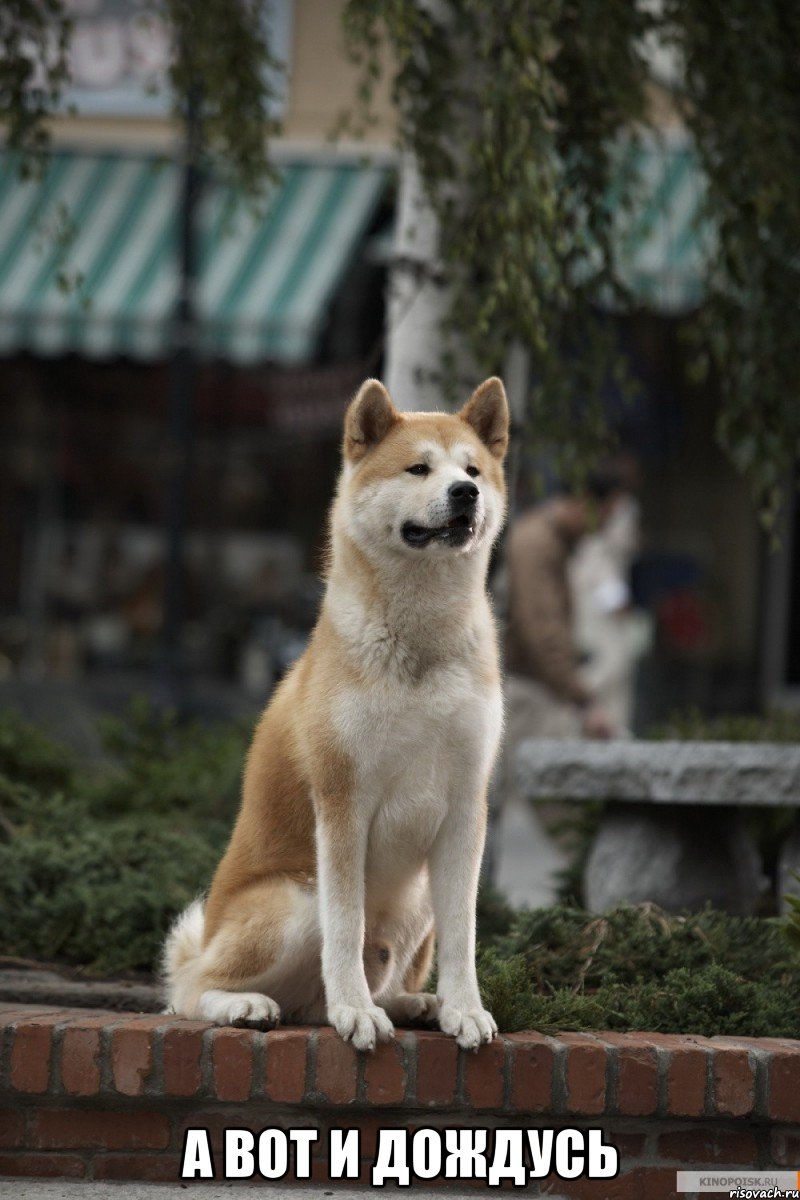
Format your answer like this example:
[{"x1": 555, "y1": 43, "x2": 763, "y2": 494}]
[
  {"x1": 466, "y1": 465, "x2": 480, "y2": 478},
  {"x1": 406, "y1": 463, "x2": 430, "y2": 476}
]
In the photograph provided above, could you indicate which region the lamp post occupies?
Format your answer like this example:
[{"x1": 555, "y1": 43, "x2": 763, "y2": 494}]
[{"x1": 160, "y1": 80, "x2": 203, "y2": 714}]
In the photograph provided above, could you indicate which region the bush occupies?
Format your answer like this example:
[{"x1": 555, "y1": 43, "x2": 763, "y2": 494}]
[
  {"x1": 2, "y1": 706, "x2": 800, "y2": 1037},
  {"x1": 649, "y1": 707, "x2": 800, "y2": 743},
  {"x1": 0, "y1": 708, "x2": 74, "y2": 792},
  {"x1": 0, "y1": 701, "x2": 247, "y2": 974},
  {"x1": 90, "y1": 697, "x2": 248, "y2": 819},
  {"x1": 475, "y1": 897, "x2": 800, "y2": 1037}
]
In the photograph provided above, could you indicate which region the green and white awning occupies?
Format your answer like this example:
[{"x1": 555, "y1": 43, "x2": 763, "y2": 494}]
[
  {"x1": 0, "y1": 151, "x2": 389, "y2": 363},
  {"x1": 611, "y1": 133, "x2": 711, "y2": 312}
]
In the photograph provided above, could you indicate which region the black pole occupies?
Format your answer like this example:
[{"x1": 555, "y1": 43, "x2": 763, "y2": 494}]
[{"x1": 160, "y1": 83, "x2": 203, "y2": 713}]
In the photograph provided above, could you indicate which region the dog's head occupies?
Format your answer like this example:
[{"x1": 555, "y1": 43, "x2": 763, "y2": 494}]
[{"x1": 336, "y1": 377, "x2": 509, "y2": 562}]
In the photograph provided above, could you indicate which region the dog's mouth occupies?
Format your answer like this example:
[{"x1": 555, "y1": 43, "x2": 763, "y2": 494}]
[{"x1": 401, "y1": 513, "x2": 477, "y2": 548}]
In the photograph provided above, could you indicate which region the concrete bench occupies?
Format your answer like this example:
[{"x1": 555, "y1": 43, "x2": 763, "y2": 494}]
[{"x1": 516, "y1": 739, "x2": 800, "y2": 914}]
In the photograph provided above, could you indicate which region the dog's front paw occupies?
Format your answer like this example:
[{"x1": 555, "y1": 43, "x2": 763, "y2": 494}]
[
  {"x1": 438, "y1": 1002, "x2": 497, "y2": 1050},
  {"x1": 329, "y1": 1003, "x2": 394, "y2": 1051}
]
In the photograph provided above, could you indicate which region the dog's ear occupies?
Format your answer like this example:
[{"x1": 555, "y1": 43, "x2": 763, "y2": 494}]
[
  {"x1": 459, "y1": 377, "x2": 509, "y2": 460},
  {"x1": 344, "y1": 379, "x2": 400, "y2": 462}
]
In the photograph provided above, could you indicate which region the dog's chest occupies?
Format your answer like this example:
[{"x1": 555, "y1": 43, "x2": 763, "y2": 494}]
[
  {"x1": 332, "y1": 660, "x2": 501, "y2": 877},
  {"x1": 335, "y1": 659, "x2": 495, "y2": 777}
]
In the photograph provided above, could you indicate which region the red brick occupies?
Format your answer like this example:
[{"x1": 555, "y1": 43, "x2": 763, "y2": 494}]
[
  {"x1": 0, "y1": 1107, "x2": 25, "y2": 1148},
  {"x1": 60, "y1": 1027, "x2": 102, "y2": 1097},
  {"x1": 712, "y1": 1035, "x2": 786, "y2": 1052},
  {"x1": 162, "y1": 1022, "x2": 207, "y2": 1097},
  {"x1": 771, "y1": 1129, "x2": 800, "y2": 1166},
  {"x1": 415, "y1": 1032, "x2": 457, "y2": 1106},
  {"x1": 769, "y1": 1048, "x2": 800, "y2": 1122},
  {"x1": 667, "y1": 1045, "x2": 707, "y2": 1117},
  {"x1": 10, "y1": 1016, "x2": 63, "y2": 1093},
  {"x1": 632, "y1": 1032, "x2": 709, "y2": 1118},
  {"x1": 211, "y1": 1027, "x2": 254, "y2": 1102},
  {"x1": 94, "y1": 1154, "x2": 184, "y2": 1181},
  {"x1": 31, "y1": 1109, "x2": 170, "y2": 1151},
  {"x1": 320, "y1": 1114, "x2": 385, "y2": 1160},
  {"x1": 176, "y1": 1110, "x2": 320, "y2": 1158},
  {"x1": 363, "y1": 1035, "x2": 407, "y2": 1104},
  {"x1": 562, "y1": 1033, "x2": 606, "y2": 1115},
  {"x1": 0, "y1": 1005, "x2": 63, "y2": 1024},
  {"x1": 712, "y1": 1047, "x2": 755, "y2": 1117},
  {"x1": 608, "y1": 1132, "x2": 647, "y2": 1159},
  {"x1": 264, "y1": 1028, "x2": 309, "y2": 1103},
  {"x1": 464, "y1": 1035, "x2": 506, "y2": 1109},
  {"x1": 508, "y1": 1033, "x2": 554, "y2": 1113},
  {"x1": 111, "y1": 1024, "x2": 155, "y2": 1096},
  {"x1": 175, "y1": 1111, "x2": 239, "y2": 1156},
  {"x1": 639, "y1": 1165, "x2": 682, "y2": 1200},
  {"x1": 0, "y1": 1152, "x2": 86, "y2": 1178},
  {"x1": 658, "y1": 1128, "x2": 758, "y2": 1165},
  {"x1": 603, "y1": 1034, "x2": 658, "y2": 1116},
  {"x1": 315, "y1": 1028, "x2": 358, "y2": 1104}
]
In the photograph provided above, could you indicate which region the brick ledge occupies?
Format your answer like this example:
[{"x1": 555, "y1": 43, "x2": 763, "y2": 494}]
[
  {"x1": 2, "y1": 1002, "x2": 800, "y2": 1117},
  {"x1": 2, "y1": 1003, "x2": 800, "y2": 1193}
]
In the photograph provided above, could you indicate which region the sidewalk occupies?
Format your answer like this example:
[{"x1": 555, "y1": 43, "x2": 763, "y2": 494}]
[{"x1": 3, "y1": 1184, "x2": 553, "y2": 1199}]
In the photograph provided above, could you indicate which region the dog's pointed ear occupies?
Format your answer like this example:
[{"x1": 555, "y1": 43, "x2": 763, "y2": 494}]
[
  {"x1": 459, "y1": 377, "x2": 509, "y2": 460},
  {"x1": 344, "y1": 379, "x2": 400, "y2": 462}
]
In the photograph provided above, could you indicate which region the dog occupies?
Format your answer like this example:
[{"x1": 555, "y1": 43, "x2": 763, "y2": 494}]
[{"x1": 163, "y1": 375, "x2": 509, "y2": 1051}]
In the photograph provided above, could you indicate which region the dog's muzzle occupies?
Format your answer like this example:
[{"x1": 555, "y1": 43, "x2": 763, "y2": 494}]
[{"x1": 401, "y1": 482, "x2": 480, "y2": 548}]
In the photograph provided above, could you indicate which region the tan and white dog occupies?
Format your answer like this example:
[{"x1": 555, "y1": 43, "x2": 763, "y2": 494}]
[{"x1": 163, "y1": 375, "x2": 509, "y2": 1051}]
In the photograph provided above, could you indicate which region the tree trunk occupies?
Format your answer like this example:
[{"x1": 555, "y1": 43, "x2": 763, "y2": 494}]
[{"x1": 383, "y1": 151, "x2": 451, "y2": 411}]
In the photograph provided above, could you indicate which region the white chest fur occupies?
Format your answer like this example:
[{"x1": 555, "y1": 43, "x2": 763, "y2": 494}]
[{"x1": 331, "y1": 660, "x2": 502, "y2": 891}]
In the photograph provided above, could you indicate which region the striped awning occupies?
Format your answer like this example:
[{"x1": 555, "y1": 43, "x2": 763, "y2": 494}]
[
  {"x1": 611, "y1": 133, "x2": 711, "y2": 312},
  {"x1": 0, "y1": 151, "x2": 389, "y2": 363}
]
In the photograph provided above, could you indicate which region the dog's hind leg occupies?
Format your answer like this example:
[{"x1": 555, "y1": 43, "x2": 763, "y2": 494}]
[
  {"x1": 380, "y1": 925, "x2": 440, "y2": 1026},
  {"x1": 198, "y1": 988, "x2": 281, "y2": 1028},
  {"x1": 165, "y1": 876, "x2": 322, "y2": 1027}
]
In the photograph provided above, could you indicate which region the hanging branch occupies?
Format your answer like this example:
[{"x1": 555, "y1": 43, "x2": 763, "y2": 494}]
[
  {"x1": 343, "y1": 0, "x2": 654, "y2": 485},
  {"x1": 344, "y1": 0, "x2": 800, "y2": 517},
  {"x1": 664, "y1": 0, "x2": 800, "y2": 528},
  {"x1": 0, "y1": 0, "x2": 72, "y2": 168}
]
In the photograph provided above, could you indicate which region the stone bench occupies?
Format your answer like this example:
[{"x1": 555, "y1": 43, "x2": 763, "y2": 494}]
[{"x1": 516, "y1": 740, "x2": 800, "y2": 914}]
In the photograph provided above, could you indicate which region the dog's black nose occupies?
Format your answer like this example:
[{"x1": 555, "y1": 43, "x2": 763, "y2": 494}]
[{"x1": 448, "y1": 480, "x2": 479, "y2": 508}]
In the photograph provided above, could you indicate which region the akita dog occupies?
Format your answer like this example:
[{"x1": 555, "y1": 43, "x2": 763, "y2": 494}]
[{"x1": 163, "y1": 376, "x2": 509, "y2": 1051}]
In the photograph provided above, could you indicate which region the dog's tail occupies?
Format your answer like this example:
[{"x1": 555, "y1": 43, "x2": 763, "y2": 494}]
[{"x1": 161, "y1": 898, "x2": 205, "y2": 1014}]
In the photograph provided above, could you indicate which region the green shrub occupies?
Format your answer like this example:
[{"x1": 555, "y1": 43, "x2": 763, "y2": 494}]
[
  {"x1": 0, "y1": 813, "x2": 226, "y2": 974},
  {"x1": 475, "y1": 902, "x2": 800, "y2": 1037},
  {"x1": 0, "y1": 707, "x2": 74, "y2": 791},
  {"x1": 648, "y1": 707, "x2": 800, "y2": 743},
  {"x1": 0, "y1": 701, "x2": 246, "y2": 975},
  {"x1": 2, "y1": 705, "x2": 800, "y2": 1038},
  {"x1": 89, "y1": 697, "x2": 248, "y2": 819}
]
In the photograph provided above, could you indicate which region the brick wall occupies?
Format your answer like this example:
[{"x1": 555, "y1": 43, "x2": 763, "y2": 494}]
[{"x1": 1, "y1": 1004, "x2": 799, "y2": 1196}]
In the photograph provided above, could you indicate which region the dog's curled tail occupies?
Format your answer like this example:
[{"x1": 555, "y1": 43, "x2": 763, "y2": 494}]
[{"x1": 161, "y1": 898, "x2": 205, "y2": 1014}]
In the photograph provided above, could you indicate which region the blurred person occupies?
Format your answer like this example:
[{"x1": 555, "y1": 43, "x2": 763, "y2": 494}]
[
  {"x1": 503, "y1": 468, "x2": 627, "y2": 743},
  {"x1": 489, "y1": 469, "x2": 628, "y2": 908},
  {"x1": 570, "y1": 489, "x2": 653, "y2": 732}
]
